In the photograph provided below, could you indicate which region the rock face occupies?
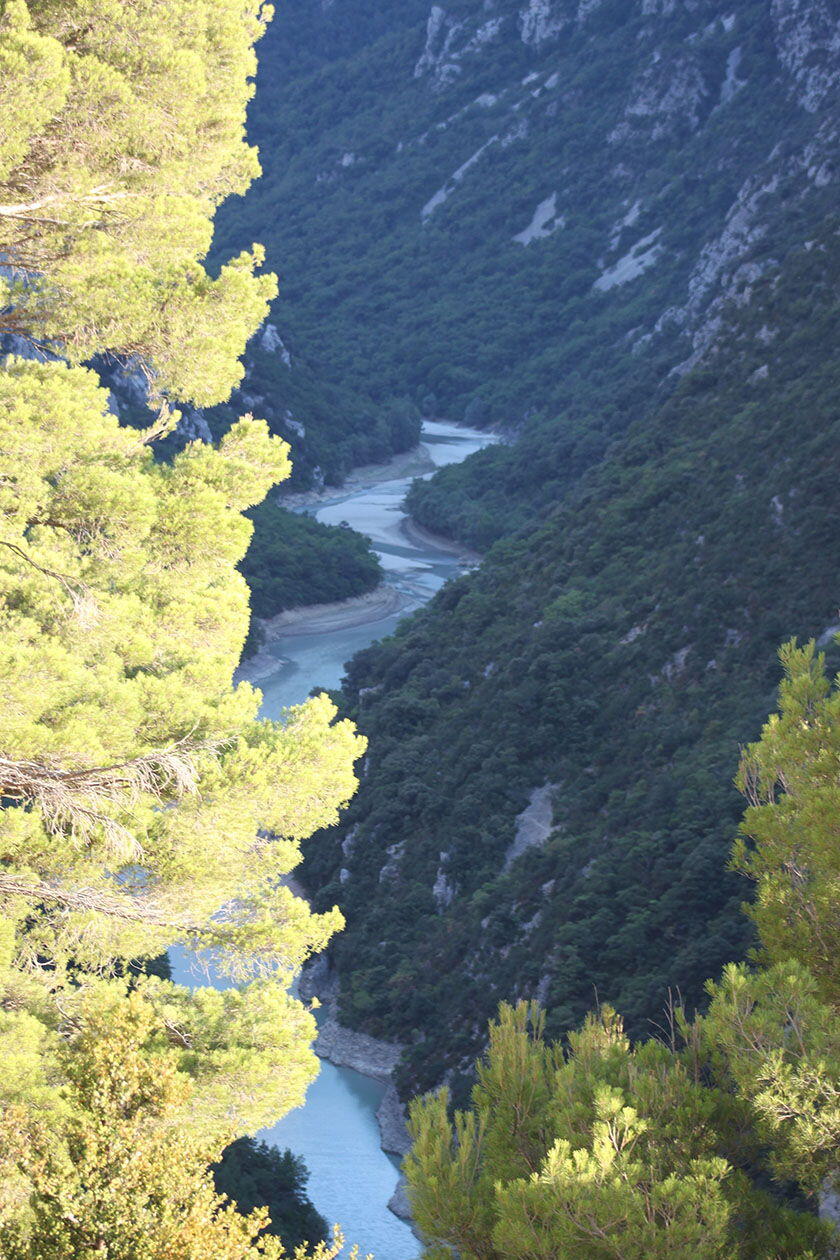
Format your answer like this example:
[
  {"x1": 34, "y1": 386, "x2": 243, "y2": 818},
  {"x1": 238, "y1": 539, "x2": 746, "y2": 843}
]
[
  {"x1": 313, "y1": 1013, "x2": 403, "y2": 1080},
  {"x1": 414, "y1": 4, "x2": 506, "y2": 85},
  {"x1": 299, "y1": 953, "x2": 413, "y2": 1221},
  {"x1": 518, "y1": 0, "x2": 570, "y2": 45},
  {"x1": 771, "y1": 0, "x2": 840, "y2": 110},
  {"x1": 299, "y1": 955, "x2": 403, "y2": 1080},
  {"x1": 258, "y1": 321, "x2": 292, "y2": 366},
  {"x1": 175, "y1": 408, "x2": 212, "y2": 444},
  {"x1": 504, "y1": 783, "x2": 557, "y2": 869},
  {"x1": 618, "y1": 52, "x2": 709, "y2": 140}
]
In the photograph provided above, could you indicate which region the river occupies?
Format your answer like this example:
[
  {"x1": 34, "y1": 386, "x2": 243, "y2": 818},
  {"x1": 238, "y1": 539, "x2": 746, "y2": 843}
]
[{"x1": 171, "y1": 419, "x2": 496, "y2": 1260}]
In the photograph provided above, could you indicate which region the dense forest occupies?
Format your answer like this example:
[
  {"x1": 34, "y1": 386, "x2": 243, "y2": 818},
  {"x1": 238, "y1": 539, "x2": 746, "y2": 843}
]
[
  {"x1": 304, "y1": 228, "x2": 840, "y2": 1098},
  {"x1": 2, "y1": 0, "x2": 840, "y2": 1254}
]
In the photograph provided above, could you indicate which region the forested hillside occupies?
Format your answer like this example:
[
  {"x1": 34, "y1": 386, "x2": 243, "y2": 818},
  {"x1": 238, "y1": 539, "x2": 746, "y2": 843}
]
[
  {"x1": 304, "y1": 231, "x2": 840, "y2": 1098},
  {"x1": 216, "y1": 0, "x2": 838, "y2": 495},
  {"x1": 217, "y1": 0, "x2": 840, "y2": 1098}
]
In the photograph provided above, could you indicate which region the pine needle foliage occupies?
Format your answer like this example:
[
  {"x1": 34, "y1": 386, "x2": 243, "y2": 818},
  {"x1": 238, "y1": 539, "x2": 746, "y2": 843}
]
[
  {"x1": 406, "y1": 645, "x2": 840, "y2": 1257},
  {"x1": 0, "y1": 0, "x2": 366, "y2": 1251}
]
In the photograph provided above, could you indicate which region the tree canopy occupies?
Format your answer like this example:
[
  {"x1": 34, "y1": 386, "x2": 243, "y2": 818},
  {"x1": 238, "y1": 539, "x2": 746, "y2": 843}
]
[
  {"x1": 405, "y1": 644, "x2": 840, "y2": 1257},
  {"x1": 0, "y1": 0, "x2": 366, "y2": 1251},
  {"x1": 0, "y1": 0, "x2": 276, "y2": 405}
]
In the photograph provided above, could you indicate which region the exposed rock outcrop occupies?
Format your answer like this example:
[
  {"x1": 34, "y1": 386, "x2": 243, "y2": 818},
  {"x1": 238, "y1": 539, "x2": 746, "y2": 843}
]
[
  {"x1": 771, "y1": 0, "x2": 840, "y2": 111},
  {"x1": 504, "y1": 783, "x2": 557, "y2": 869}
]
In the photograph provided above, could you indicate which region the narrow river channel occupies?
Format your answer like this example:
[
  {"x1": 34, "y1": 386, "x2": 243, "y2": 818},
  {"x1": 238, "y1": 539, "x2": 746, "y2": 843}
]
[{"x1": 171, "y1": 420, "x2": 496, "y2": 1260}]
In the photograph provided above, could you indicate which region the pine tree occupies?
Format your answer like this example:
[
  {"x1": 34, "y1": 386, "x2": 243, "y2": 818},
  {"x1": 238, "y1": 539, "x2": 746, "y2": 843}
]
[
  {"x1": 0, "y1": 989, "x2": 362, "y2": 1259},
  {"x1": 405, "y1": 640, "x2": 840, "y2": 1257},
  {"x1": 0, "y1": 0, "x2": 366, "y2": 1248},
  {"x1": 732, "y1": 640, "x2": 840, "y2": 1005},
  {"x1": 0, "y1": 0, "x2": 276, "y2": 405}
]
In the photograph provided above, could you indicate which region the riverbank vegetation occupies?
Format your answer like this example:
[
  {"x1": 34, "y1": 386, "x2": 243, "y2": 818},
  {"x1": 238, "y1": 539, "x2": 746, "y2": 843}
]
[
  {"x1": 303, "y1": 228, "x2": 840, "y2": 1104},
  {"x1": 214, "y1": 1140, "x2": 329, "y2": 1253},
  {"x1": 241, "y1": 501, "x2": 382, "y2": 623},
  {"x1": 0, "y1": 2, "x2": 362, "y2": 1254}
]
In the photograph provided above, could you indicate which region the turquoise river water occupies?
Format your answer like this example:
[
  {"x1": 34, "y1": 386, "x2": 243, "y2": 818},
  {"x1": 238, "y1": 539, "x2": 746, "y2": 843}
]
[{"x1": 171, "y1": 420, "x2": 496, "y2": 1259}]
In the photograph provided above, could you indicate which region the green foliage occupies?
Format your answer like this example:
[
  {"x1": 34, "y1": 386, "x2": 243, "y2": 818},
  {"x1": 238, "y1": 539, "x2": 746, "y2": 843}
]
[
  {"x1": 732, "y1": 642, "x2": 840, "y2": 1005},
  {"x1": 405, "y1": 625, "x2": 840, "y2": 1257},
  {"x1": 214, "y1": 1139, "x2": 328, "y2": 1254},
  {"x1": 302, "y1": 234, "x2": 840, "y2": 1093},
  {"x1": 0, "y1": 0, "x2": 368, "y2": 1248},
  {"x1": 241, "y1": 501, "x2": 382, "y2": 622},
  {"x1": 702, "y1": 961, "x2": 840, "y2": 1199},
  {"x1": 0, "y1": 0, "x2": 276, "y2": 406},
  {"x1": 0, "y1": 991, "x2": 357, "y2": 1259},
  {"x1": 0, "y1": 356, "x2": 362, "y2": 987},
  {"x1": 405, "y1": 1001, "x2": 830, "y2": 1258}
]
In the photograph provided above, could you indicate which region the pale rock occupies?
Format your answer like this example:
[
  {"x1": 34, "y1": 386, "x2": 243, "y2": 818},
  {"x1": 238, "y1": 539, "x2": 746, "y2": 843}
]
[
  {"x1": 817, "y1": 622, "x2": 840, "y2": 647},
  {"x1": 771, "y1": 0, "x2": 840, "y2": 112},
  {"x1": 619, "y1": 624, "x2": 645, "y2": 644},
  {"x1": 175, "y1": 408, "x2": 212, "y2": 444},
  {"x1": 519, "y1": 0, "x2": 570, "y2": 47},
  {"x1": 659, "y1": 645, "x2": 691, "y2": 680},
  {"x1": 259, "y1": 322, "x2": 292, "y2": 366},
  {"x1": 770, "y1": 493, "x2": 784, "y2": 524},
  {"x1": 432, "y1": 854, "x2": 456, "y2": 909},
  {"x1": 719, "y1": 46, "x2": 746, "y2": 105},
  {"x1": 678, "y1": 173, "x2": 780, "y2": 326},
  {"x1": 618, "y1": 52, "x2": 708, "y2": 140},
  {"x1": 238, "y1": 392, "x2": 265, "y2": 411},
  {"x1": 377, "y1": 1083, "x2": 411, "y2": 1156},
  {"x1": 504, "y1": 784, "x2": 557, "y2": 870},
  {"x1": 1, "y1": 333, "x2": 53, "y2": 362},
  {"x1": 819, "y1": 1177, "x2": 840, "y2": 1227},
  {"x1": 594, "y1": 228, "x2": 663, "y2": 291},
  {"x1": 421, "y1": 135, "x2": 499, "y2": 219},
  {"x1": 414, "y1": 6, "x2": 462, "y2": 81},
  {"x1": 500, "y1": 117, "x2": 529, "y2": 147},
  {"x1": 388, "y1": 1177, "x2": 413, "y2": 1222},
  {"x1": 608, "y1": 198, "x2": 642, "y2": 249},
  {"x1": 283, "y1": 410, "x2": 306, "y2": 439},
  {"x1": 379, "y1": 841, "x2": 405, "y2": 882},
  {"x1": 107, "y1": 361, "x2": 151, "y2": 410},
  {"x1": 413, "y1": 6, "x2": 503, "y2": 87},
  {"x1": 513, "y1": 192, "x2": 564, "y2": 244}
]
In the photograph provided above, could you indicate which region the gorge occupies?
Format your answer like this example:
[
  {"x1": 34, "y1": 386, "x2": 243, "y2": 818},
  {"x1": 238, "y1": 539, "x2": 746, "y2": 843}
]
[
  {"x1": 172, "y1": 420, "x2": 496, "y2": 1259},
  {"x1": 2, "y1": 0, "x2": 839, "y2": 1255}
]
